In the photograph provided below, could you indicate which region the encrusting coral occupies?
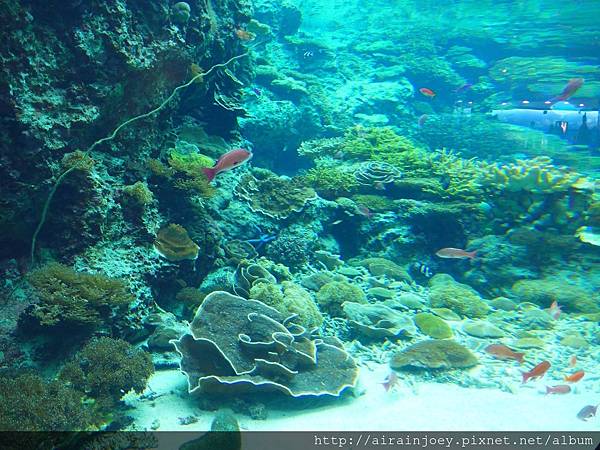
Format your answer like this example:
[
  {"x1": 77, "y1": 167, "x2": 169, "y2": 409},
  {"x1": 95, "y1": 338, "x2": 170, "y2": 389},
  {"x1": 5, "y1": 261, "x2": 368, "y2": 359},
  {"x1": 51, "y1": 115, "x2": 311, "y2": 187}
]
[
  {"x1": 154, "y1": 224, "x2": 200, "y2": 261},
  {"x1": 172, "y1": 291, "x2": 359, "y2": 397}
]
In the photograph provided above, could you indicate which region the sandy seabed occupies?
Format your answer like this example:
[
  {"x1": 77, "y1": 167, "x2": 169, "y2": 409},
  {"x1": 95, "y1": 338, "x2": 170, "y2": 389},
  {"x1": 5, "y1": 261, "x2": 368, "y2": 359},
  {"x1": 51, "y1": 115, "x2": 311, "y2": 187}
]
[{"x1": 128, "y1": 363, "x2": 598, "y2": 435}]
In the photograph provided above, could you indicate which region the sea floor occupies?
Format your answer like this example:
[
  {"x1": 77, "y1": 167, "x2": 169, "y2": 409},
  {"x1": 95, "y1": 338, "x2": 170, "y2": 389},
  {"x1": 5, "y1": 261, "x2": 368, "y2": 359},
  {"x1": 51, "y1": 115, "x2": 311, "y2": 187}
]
[{"x1": 127, "y1": 364, "x2": 597, "y2": 433}]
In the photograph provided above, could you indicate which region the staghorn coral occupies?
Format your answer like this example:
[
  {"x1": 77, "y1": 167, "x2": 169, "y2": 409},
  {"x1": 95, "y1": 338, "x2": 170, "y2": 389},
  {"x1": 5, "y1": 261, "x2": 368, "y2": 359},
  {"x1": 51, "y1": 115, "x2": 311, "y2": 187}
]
[
  {"x1": 154, "y1": 224, "x2": 199, "y2": 261},
  {"x1": 172, "y1": 291, "x2": 358, "y2": 397},
  {"x1": 25, "y1": 262, "x2": 132, "y2": 330},
  {"x1": 481, "y1": 157, "x2": 584, "y2": 194},
  {"x1": 235, "y1": 169, "x2": 316, "y2": 220},
  {"x1": 60, "y1": 337, "x2": 154, "y2": 409}
]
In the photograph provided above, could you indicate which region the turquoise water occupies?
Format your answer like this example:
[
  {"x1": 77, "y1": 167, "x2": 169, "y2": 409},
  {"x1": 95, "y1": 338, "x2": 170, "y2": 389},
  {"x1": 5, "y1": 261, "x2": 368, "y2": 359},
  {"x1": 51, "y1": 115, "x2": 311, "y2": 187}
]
[{"x1": 0, "y1": 0, "x2": 599, "y2": 444}]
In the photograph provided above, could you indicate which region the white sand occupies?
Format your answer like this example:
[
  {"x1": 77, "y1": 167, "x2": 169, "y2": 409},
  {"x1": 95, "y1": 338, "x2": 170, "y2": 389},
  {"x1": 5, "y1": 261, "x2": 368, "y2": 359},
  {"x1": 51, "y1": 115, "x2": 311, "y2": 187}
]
[{"x1": 128, "y1": 364, "x2": 598, "y2": 433}]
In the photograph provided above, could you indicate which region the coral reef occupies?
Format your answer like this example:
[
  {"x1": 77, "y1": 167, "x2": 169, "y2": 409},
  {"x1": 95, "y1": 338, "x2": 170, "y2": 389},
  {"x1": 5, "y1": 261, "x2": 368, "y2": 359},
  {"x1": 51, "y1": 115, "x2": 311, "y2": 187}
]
[
  {"x1": 414, "y1": 313, "x2": 453, "y2": 339},
  {"x1": 172, "y1": 291, "x2": 359, "y2": 397},
  {"x1": 511, "y1": 278, "x2": 599, "y2": 313}
]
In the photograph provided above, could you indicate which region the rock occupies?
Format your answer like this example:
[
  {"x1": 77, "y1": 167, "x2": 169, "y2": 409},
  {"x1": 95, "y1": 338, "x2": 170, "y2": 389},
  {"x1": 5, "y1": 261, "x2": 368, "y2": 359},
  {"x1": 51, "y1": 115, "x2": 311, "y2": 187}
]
[
  {"x1": 343, "y1": 301, "x2": 416, "y2": 340},
  {"x1": 462, "y1": 321, "x2": 505, "y2": 338},
  {"x1": 367, "y1": 287, "x2": 395, "y2": 300},
  {"x1": 428, "y1": 278, "x2": 490, "y2": 318},
  {"x1": 519, "y1": 309, "x2": 554, "y2": 330},
  {"x1": 148, "y1": 328, "x2": 180, "y2": 351},
  {"x1": 414, "y1": 313, "x2": 453, "y2": 339},
  {"x1": 490, "y1": 297, "x2": 518, "y2": 311},
  {"x1": 392, "y1": 293, "x2": 425, "y2": 310},
  {"x1": 512, "y1": 337, "x2": 545, "y2": 349},
  {"x1": 430, "y1": 308, "x2": 461, "y2": 321},
  {"x1": 560, "y1": 335, "x2": 589, "y2": 349},
  {"x1": 390, "y1": 340, "x2": 477, "y2": 370}
]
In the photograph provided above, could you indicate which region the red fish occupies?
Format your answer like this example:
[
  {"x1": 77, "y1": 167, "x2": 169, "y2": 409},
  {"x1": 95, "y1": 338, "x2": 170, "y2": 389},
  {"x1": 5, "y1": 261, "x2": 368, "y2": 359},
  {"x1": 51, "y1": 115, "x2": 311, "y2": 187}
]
[
  {"x1": 202, "y1": 148, "x2": 252, "y2": 182},
  {"x1": 484, "y1": 344, "x2": 524, "y2": 364},
  {"x1": 379, "y1": 371, "x2": 399, "y2": 392},
  {"x1": 564, "y1": 370, "x2": 584, "y2": 383},
  {"x1": 550, "y1": 78, "x2": 584, "y2": 102},
  {"x1": 522, "y1": 361, "x2": 551, "y2": 383},
  {"x1": 419, "y1": 87, "x2": 436, "y2": 98},
  {"x1": 545, "y1": 385, "x2": 571, "y2": 395},
  {"x1": 435, "y1": 248, "x2": 477, "y2": 260}
]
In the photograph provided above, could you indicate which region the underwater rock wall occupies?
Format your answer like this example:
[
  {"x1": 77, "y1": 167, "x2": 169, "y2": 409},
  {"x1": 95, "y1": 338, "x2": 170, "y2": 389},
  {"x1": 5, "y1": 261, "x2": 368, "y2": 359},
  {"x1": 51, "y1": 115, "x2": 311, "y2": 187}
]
[{"x1": 0, "y1": 0, "x2": 252, "y2": 258}]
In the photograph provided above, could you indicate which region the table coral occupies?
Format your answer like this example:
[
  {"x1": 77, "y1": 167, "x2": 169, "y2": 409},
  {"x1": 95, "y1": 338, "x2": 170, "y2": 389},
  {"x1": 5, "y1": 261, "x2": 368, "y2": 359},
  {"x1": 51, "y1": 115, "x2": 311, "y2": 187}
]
[{"x1": 172, "y1": 291, "x2": 358, "y2": 397}]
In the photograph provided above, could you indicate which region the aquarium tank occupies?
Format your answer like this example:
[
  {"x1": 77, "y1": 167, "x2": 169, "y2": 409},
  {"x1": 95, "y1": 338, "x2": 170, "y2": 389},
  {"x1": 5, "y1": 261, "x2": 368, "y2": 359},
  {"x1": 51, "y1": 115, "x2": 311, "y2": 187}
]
[{"x1": 0, "y1": 0, "x2": 599, "y2": 449}]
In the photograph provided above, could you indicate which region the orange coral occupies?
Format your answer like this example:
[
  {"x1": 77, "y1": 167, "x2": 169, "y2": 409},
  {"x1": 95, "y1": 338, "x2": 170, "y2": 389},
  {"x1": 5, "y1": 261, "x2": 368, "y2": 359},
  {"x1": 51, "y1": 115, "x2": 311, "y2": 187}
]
[{"x1": 154, "y1": 224, "x2": 199, "y2": 261}]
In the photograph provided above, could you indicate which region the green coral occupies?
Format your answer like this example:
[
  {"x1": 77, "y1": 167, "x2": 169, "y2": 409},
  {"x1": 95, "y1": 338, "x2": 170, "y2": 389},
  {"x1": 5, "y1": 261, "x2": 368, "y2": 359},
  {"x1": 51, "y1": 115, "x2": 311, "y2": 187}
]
[
  {"x1": 316, "y1": 280, "x2": 366, "y2": 316},
  {"x1": 0, "y1": 373, "x2": 91, "y2": 431},
  {"x1": 414, "y1": 313, "x2": 453, "y2": 339},
  {"x1": 249, "y1": 281, "x2": 285, "y2": 309},
  {"x1": 428, "y1": 275, "x2": 490, "y2": 318},
  {"x1": 60, "y1": 337, "x2": 154, "y2": 409},
  {"x1": 302, "y1": 163, "x2": 359, "y2": 199},
  {"x1": 281, "y1": 281, "x2": 323, "y2": 329},
  {"x1": 122, "y1": 181, "x2": 153, "y2": 209},
  {"x1": 26, "y1": 263, "x2": 132, "y2": 329},
  {"x1": 342, "y1": 126, "x2": 419, "y2": 160}
]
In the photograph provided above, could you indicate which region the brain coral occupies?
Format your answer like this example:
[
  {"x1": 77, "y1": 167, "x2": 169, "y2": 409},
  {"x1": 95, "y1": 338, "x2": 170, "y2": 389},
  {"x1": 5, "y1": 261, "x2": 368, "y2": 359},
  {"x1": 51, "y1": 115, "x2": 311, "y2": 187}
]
[{"x1": 172, "y1": 291, "x2": 358, "y2": 397}]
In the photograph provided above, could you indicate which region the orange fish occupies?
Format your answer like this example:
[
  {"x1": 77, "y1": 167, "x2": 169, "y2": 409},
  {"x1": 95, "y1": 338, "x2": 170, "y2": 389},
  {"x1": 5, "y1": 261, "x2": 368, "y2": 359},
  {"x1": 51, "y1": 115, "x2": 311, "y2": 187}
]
[
  {"x1": 235, "y1": 29, "x2": 255, "y2": 41},
  {"x1": 564, "y1": 370, "x2": 584, "y2": 383},
  {"x1": 484, "y1": 344, "x2": 524, "y2": 364},
  {"x1": 545, "y1": 385, "x2": 571, "y2": 395},
  {"x1": 568, "y1": 355, "x2": 577, "y2": 368},
  {"x1": 435, "y1": 248, "x2": 477, "y2": 260},
  {"x1": 522, "y1": 361, "x2": 551, "y2": 383},
  {"x1": 202, "y1": 148, "x2": 252, "y2": 182},
  {"x1": 419, "y1": 87, "x2": 436, "y2": 97}
]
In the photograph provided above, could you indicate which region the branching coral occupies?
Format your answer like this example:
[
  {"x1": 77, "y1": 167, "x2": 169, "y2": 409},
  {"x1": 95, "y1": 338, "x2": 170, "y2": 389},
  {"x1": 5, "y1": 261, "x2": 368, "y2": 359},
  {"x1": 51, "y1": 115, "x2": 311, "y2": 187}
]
[
  {"x1": 0, "y1": 373, "x2": 91, "y2": 431},
  {"x1": 25, "y1": 262, "x2": 132, "y2": 330},
  {"x1": 481, "y1": 156, "x2": 585, "y2": 194},
  {"x1": 60, "y1": 337, "x2": 154, "y2": 409}
]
